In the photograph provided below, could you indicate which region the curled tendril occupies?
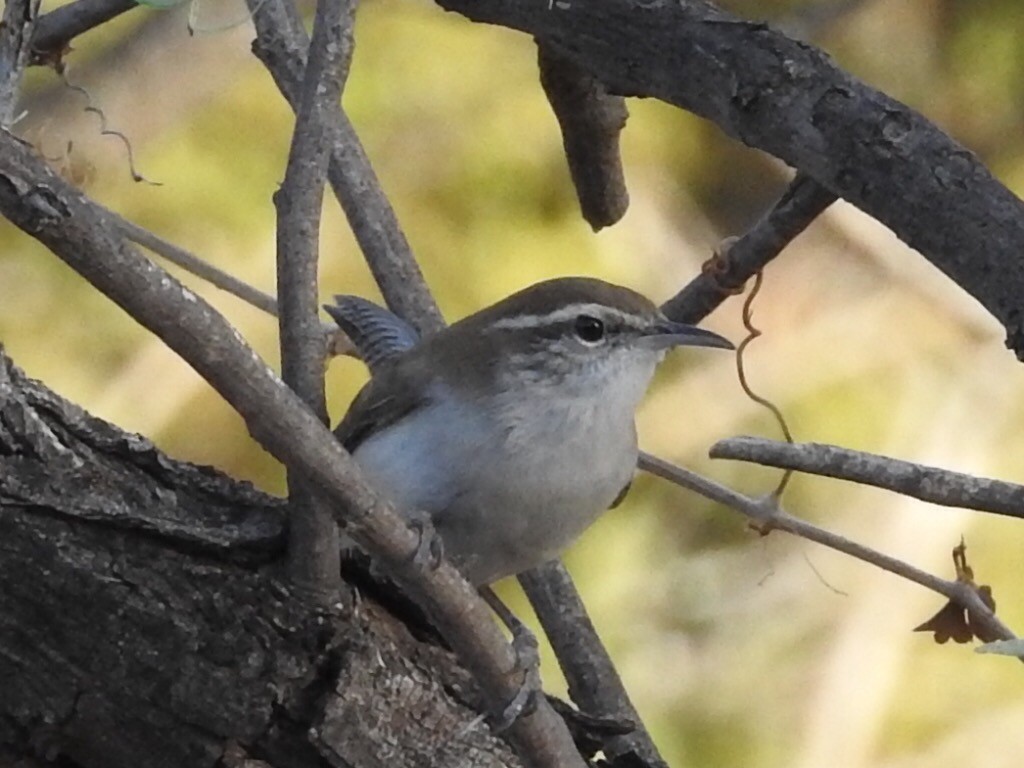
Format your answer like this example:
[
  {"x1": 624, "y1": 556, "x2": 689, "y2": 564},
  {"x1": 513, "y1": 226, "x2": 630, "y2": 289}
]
[
  {"x1": 59, "y1": 71, "x2": 160, "y2": 186},
  {"x1": 735, "y1": 270, "x2": 795, "y2": 498}
]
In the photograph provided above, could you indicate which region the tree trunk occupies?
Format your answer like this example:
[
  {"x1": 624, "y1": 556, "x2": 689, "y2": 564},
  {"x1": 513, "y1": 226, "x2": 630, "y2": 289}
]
[{"x1": 0, "y1": 347, "x2": 519, "y2": 768}]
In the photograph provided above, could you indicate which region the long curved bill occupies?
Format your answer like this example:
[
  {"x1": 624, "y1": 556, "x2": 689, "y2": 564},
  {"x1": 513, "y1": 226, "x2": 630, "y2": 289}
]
[{"x1": 641, "y1": 321, "x2": 735, "y2": 351}]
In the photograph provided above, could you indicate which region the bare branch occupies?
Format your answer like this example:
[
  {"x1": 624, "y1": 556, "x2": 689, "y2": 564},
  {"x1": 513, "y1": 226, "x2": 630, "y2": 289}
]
[
  {"x1": 537, "y1": 40, "x2": 629, "y2": 231},
  {"x1": 30, "y1": 0, "x2": 137, "y2": 65},
  {"x1": 436, "y1": 0, "x2": 1024, "y2": 360},
  {"x1": 637, "y1": 451, "x2": 1018, "y2": 646},
  {"x1": 519, "y1": 563, "x2": 668, "y2": 768},
  {"x1": 661, "y1": 172, "x2": 836, "y2": 324},
  {"x1": 247, "y1": 0, "x2": 445, "y2": 336},
  {"x1": 711, "y1": 436, "x2": 1024, "y2": 521},
  {"x1": 0, "y1": 0, "x2": 40, "y2": 126},
  {"x1": 111, "y1": 209, "x2": 280, "y2": 317},
  {"x1": 119, "y1": 215, "x2": 667, "y2": 759},
  {"x1": 274, "y1": 0, "x2": 354, "y2": 604},
  {"x1": 517, "y1": 67, "x2": 831, "y2": 763},
  {"x1": 110, "y1": 208, "x2": 359, "y2": 356},
  {"x1": 0, "y1": 128, "x2": 584, "y2": 768}
]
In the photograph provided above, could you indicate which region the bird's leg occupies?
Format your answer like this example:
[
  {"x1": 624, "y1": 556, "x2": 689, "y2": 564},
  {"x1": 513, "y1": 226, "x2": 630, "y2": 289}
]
[
  {"x1": 479, "y1": 585, "x2": 542, "y2": 731},
  {"x1": 406, "y1": 509, "x2": 444, "y2": 571}
]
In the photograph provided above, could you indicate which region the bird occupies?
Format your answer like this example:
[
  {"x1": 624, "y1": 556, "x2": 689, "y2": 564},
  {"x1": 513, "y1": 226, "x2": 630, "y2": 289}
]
[{"x1": 325, "y1": 276, "x2": 733, "y2": 588}]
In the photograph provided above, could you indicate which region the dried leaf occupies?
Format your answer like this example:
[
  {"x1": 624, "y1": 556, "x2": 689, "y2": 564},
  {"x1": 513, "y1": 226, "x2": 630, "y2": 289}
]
[
  {"x1": 913, "y1": 540, "x2": 998, "y2": 645},
  {"x1": 913, "y1": 599, "x2": 973, "y2": 644}
]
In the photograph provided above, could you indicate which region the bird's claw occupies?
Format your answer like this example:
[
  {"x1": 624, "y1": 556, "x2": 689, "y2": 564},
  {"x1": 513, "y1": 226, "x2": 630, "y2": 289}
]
[
  {"x1": 407, "y1": 510, "x2": 444, "y2": 571},
  {"x1": 489, "y1": 623, "x2": 542, "y2": 733}
]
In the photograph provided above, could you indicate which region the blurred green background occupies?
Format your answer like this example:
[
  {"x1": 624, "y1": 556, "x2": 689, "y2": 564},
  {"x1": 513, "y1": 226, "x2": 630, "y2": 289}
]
[{"x1": 4, "y1": 0, "x2": 1024, "y2": 765}]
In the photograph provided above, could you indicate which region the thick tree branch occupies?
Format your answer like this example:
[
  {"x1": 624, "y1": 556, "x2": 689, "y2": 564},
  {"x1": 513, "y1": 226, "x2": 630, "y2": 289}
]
[
  {"x1": 0, "y1": 349, "x2": 520, "y2": 767},
  {"x1": 436, "y1": 0, "x2": 1024, "y2": 358},
  {"x1": 537, "y1": 40, "x2": 629, "y2": 231},
  {"x1": 0, "y1": 129, "x2": 583, "y2": 768},
  {"x1": 711, "y1": 436, "x2": 1024, "y2": 520},
  {"x1": 275, "y1": 0, "x2": 352, "y2": 604},
  {"x1": 247, "y1": 0, "x2": 445, "y2": 336}
]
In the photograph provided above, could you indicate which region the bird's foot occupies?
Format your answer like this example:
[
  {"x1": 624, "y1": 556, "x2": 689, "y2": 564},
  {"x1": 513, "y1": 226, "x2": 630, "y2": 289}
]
[
  {"x1": 489, "y1": 621, "x2": 542, "y2": 733},
  {"x1": 406, "y1": 510, "x2": 444, "y2": 571}
]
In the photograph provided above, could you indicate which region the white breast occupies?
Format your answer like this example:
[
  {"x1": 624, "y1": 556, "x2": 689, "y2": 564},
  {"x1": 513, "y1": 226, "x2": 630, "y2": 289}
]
[{"x1": 352, "y1": 353, "x2": 658, "y2": 585}]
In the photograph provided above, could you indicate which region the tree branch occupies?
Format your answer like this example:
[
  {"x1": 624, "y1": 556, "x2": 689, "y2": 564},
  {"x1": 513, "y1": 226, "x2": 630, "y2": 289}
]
[
  {"x1": 110, "y1": 197, "x2": 669, "y2": 760},
  {"x1": 0, "y1": 128, "x2": 584, "y2": 768},
  {"x1": 537, "y1": 40, "x2": 629, "y2": 231},
  {"x1": 0, "y1": 348, "x2": 523, "y2": 766},
  {"x1": 108, "y1": 206, "x2": 281, "y2": 317},
  {"x1": 109, "y1": 207, "x2": 359, "y2": 357},
  {"x1": 637, "y1": 451, "x2": 1017, "y2": 646},
  {"x1": 710, "y1": 436, "x2": 1024, "y2": 521},
  {"x1": 661, "y1": 172, "x2": 836, "y2": 323},
  {"x1": 274, "y1": 0, "x2": 353, "y2": 604},
  {"x1": 0, "y1": 0, "x2": 39, "y2": 126},
  {"x1": 29, "y1": 0, "x2": 137, "y2": 64},
  {"x1": 436, "y1": 0, "x2": 1024, "y2": 359},
  {"x1": 244, "y1": 6, "x2": 663, "y2": 757},
  {"x1": 247, "y1": 0, "x2": 445, "y2": 336},
  {"x1": 519, "y1": 564, "x2": 668, "y2": 768}
]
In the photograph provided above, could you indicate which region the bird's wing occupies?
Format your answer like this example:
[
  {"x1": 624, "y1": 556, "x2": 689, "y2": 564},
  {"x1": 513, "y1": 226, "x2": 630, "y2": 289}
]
[
  {"x1": 609, "y1": 480, "x2": 632, "y2": 509},
  {"x1": 334, "y1": 363, "x2": 432, "y2": 452}
]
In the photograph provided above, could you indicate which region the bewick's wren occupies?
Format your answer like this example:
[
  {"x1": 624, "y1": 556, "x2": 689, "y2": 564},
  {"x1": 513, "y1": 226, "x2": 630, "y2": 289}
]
[{"x1": 325, "y1": 277, "x2": 732, "y2": 587}]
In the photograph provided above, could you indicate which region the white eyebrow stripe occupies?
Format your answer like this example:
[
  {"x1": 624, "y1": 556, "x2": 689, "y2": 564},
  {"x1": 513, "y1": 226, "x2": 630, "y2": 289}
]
[{"x1": 488, "y1": 303, "x2": 647, "y2": 331}]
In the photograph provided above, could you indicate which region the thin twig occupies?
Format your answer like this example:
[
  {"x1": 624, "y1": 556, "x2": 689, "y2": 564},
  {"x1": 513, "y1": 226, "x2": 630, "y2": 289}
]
[
  {"x1": 660, "y1": 172, "x2": 837, "y2": 324},
  {"x1": 519, "y1": 564, "x2": 668, "y2": 768},
  {"x1": 711, "y1": 436, "x2": 1024, "y2": 521},
  {"x1": 113, "y1": 207, "x2": 354, "y2": 356},
  {"x1": 30, "y1": 0, "x2": 137, "y2": 66},
  {"x1": 106, "y1": 206, "x2": 280, "y2": 316},
  {"x1": 247, "y1": 0, "x2": 445, "y2": 335},
  {"x1": 637, "y1": 451, "x2": 1017, "y2": 646},
  {"x1": 274, "y1": 0, "x2": 352, "y2": 604},
  {"x1": 0, "y1": 127, "x2": 586, "y2": 768}
]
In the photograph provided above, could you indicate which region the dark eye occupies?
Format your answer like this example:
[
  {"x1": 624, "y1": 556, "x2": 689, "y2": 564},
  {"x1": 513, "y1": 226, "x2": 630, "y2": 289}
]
[{"x1": 574, "y1": 315, "x2": 605, "y2": 343}]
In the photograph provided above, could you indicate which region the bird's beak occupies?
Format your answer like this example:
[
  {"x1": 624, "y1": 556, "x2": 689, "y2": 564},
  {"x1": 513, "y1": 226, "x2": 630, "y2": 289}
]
[{"x1": 640, "y1": 321, "x2": 735, "y2": 351}]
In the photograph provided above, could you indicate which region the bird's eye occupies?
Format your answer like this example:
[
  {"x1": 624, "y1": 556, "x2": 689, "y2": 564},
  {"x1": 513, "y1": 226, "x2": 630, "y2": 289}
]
[{"x1": 574, "y1": 315, "x2": 605, "y2": 343}]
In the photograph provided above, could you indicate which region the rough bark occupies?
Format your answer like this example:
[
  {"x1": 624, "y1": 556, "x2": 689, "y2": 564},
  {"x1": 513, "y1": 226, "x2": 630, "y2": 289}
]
[{"x1": 0, "y1": 348, "x2": 518, "y2": 768}]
